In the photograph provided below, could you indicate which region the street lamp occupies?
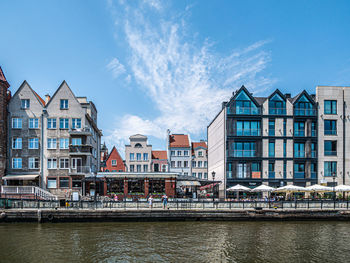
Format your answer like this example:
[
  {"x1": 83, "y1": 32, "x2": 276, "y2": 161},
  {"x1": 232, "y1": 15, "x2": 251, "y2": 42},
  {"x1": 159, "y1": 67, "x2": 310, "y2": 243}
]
[
  {"x1": 332, "y1": 172, "x2": 336, "y2": 201},
  {"x1": 212, "y1": 171, "x2": 216, "y2": 202}
]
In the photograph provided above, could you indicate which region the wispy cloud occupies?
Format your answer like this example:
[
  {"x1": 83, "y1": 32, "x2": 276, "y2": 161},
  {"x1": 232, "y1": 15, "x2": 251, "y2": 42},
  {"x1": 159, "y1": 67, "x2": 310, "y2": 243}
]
[
  {"x1": 106, "y1": 57, "x2": 126, "y2": 78},
  {"x1": 105, "y1": 0, "x2": 276, "y2": 151}
]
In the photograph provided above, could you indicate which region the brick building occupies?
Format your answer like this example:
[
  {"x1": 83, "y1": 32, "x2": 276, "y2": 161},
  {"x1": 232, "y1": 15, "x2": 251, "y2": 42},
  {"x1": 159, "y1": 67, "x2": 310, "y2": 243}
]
[
  {"x1": 0, "y1": 67, "x2": 10, "y2": 179},
  {"x1": 101, "y1": 146, "x2": 126, "y2": 172},
  {"x1": 151, "y1": 150, "x2": 168, "y2": 172}
]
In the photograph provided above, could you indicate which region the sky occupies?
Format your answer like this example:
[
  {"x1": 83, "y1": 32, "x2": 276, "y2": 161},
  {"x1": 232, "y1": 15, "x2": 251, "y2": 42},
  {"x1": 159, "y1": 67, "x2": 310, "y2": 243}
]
[{"x1": 1, "y1": 0, "x2": 350, "y2": 156}]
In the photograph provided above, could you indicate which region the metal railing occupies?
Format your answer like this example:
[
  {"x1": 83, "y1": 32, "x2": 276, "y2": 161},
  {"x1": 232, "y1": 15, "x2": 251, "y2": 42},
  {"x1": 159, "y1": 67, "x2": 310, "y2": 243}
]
[
  {"x1": 1, "y1": 186, "x2": 57, "y2": 200},
  {"x1": 70, "y1": 166, "x2": 91, "y2": 174},
  {"x1": 324, "y1": 130, "x2": 337, "y2": 135},
  {"x1": 269, "y1": 108, "x2": 286, "y2": 115},
  {"x1": 232, "y1": 150, "x2": 256, "y2": 157},
  {"x1": 69, "y1": 145, "x2": 92, "y2": 154},
  {"x1": 294, "y1": 109, "x2": 316, "y2": 116},
  {"x1": 235, "y1": 129, "x2": 261, "y2": 136},
  {"x1": 325, "y1": 151, "x2": 337, "y2": 156},
  {"x1": 294, "y1": 130, "x2": 305, "y2": 137}
]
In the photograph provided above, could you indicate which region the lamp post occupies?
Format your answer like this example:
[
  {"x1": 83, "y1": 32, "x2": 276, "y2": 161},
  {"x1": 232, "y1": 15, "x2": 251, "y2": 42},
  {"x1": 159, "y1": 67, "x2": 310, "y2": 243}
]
[
  {"x1": 332, "y1": 172, "x2": 336, "y2": 201},
  {"x1": 212, "y1": 171, "x2": 216, "y2": 202}
]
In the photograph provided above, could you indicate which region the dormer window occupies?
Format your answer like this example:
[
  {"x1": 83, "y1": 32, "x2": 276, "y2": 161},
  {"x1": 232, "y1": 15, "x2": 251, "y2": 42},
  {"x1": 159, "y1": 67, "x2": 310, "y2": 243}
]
[
  {"x1": 269, "y1": 93, "x2": 285, "y2": 115},
  {"x1": 60, "y1": 99, "x2": 69, "y2": 109},
  {"x1": 21, "y1": 99, "x2": 30, "y2": 109},
  {"x1": 111, "y1": 160, "x2": 117, "y2": 166},
  {"x1": 135, "y1": 143, "x2": 142, "y2": 148}
]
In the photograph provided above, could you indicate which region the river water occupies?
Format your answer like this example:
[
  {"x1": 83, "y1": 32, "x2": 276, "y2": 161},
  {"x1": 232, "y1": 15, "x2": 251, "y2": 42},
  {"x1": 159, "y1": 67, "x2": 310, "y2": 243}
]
[{"x1": 1, "y1": 221, "x2": 349, "y2": 262}]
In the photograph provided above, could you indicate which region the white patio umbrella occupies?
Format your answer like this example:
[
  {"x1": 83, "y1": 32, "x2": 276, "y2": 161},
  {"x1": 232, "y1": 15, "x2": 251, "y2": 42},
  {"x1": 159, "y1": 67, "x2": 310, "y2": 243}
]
[
  {"x1": 305, "y1": 184, "x2": 332, "y2": 192},
  {"x1": 227, "y1": 184, "x2": 251, "y2": 192},
  {"x1": 274, "y1": 185, "x2": 306, "y2": 192},
  {"x1": 335, "y1": 185, "x2": 350, "y2": 192},
  {"x1": 251, "y1": 184, "x2": 275, "y2": 192}
]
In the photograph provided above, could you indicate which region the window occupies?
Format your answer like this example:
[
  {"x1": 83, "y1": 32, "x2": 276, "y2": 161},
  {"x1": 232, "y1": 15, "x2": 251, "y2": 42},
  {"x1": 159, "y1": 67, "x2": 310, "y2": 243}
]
[
  {"x1": 324, "y1": 141, "x2": 337, "y2": 156},
  {"x1": 234, "y1": 90, "x2": 259, "y2": 114},
  {"x1": 111, "y1": 160, "x2": 117, "y2": 166},
  {"x1": 268, "y1": 162, "x2": 275, "y2": 178},
  {"x1": 171, "y1": 151, "x2": 175, "y2": 156},
  {"x1": 233, "y1": 142, "x2": 256, "y2": 157},
  {"x1": 28, "y1": 138, "x2": 39, "y2": 149},
  {"x1": 324, "y1": 100, "x2": 337, "y2": 114},
  {"x1": 12, "y1": 138, "x2": 22, "y2": 149},
  {"x1": 204, "y1": 173, "x2": 208, "y2": 179},
  {"x1": 71, "y1": 138, "x2": 82, "y2": 146},
  {"x1": 137, "y1": 165, "x2": 141, "y2": 172},
  {"x1": 177, "y1": 161, "x2": 182, "y2": 167},
  {"x1": 72, "y1": 178, "x2": 82, "y2": 188},
  {"x1": 60, "y1": 138, "x2": 69, "y2": 149},
  {"x1": 324, "y1": 161, "x2": 337, "y2": 177},
  {"x1": 295, "y1": 94, "x2": 314, "y2": 116},
  {"x1": 311, "y1": 163, "x2": 317, "y2": 179},
  {"x1": 283, "y1": 161, "x2": 287, "y2": 179},
  {"x1": 171, "y1": 161, "x2": 175, "y2": 168},
  {"x1": 311, "y1": 143, "x2": 316, "y2": 158},
  {"x1": 198, "y1": 151, "x2": 203, "y2": 157},
  {"x1": 59, "y1": 118, "x2": 69, "y2": 129},
  {"x1": 72, "y1": 118, "x2": 81, "y2": 129},
  {"x1": 12, "y1": 158, "x2": 22, "y2": 169},
  {"x1": 47, "y1": 118, "x2": 57, "y2": 129},
  {"x1": 294, "y1": 122, "x2": 305, "y2": 137},
  {"x1": 60, "y1": 99, "x2": 68, "y2": 109},
  {"x1": 192, "y1": 161, "x2": 196, "y2": 168},
  {"x1": 12, "y1": 118, "x2": 22, "y2": 129},
  {"x1": 269, "y1": 93, "x2": 286, "y2": 115},
  {"x1": 269, "y1": 119, "x2": 275, "y2": 136},
  {"x1": 184, "y1": 161, "x2": 188, "y2": 168},
  {"x1": 21, "y1": 99, "x2": 30, "y2": 109},
  {"x1": 47, "y1": 178, "x2": 57, "y2": 189},
  {"x1": 184, "y1": 172, "x2": 188, "y2": 176},
  {"x1": 283, "y1": 140, "x2": 286, "y2": 158},
  {"x1": 130, "y1": 165, "x2": 135, "y2": 172},
  {"x1": 192, "y1": 173, "x2": 196, "y2": 177},
  {"x1": 136, "y1": 153, "x2": 141, "y2": 161},
  {"x1": 143, "y1": 165, "x2": 148, "y2": 172},
  {"x1": 269, "y1": 141, "x2": 275, "y2": 157},
  {"x1": 198, "y1": 161, "x2": 202, "y2": 167},
  {"x1": 59, "y1": 178, "x2": 69, "y2": 188},
  {"x1": 29, "y1": 118, "x2": 39, "y2": 129},
  {"x1": 47, "y1": 158, "x2": 57, "y2": 169},
  {"x1": 28, "y1": 157, "x2": 39, "y2": 169},
  {"x1": 283, "y1": 119, "x2": 287, "y2": 136},
  {"x1": 130, "y1": 153, "x2": 135, "y2": 161},
  {"x1": 204, "y1": 161, "x2": 207, "y2": 167},
  {"x1": 294, "y1": 163, "x2": 305, "y2": 178},
  {"x1": 184, "y1": 150, "x2": 189, "y2": 156},
  {"x1": 47, "y1": 138, "x2": 57, "y2": 149},
  {"x1": 177, "y1": 151, "x2": 182, "y2": 156},
  {"x1": 324, "y1": 120, "x2": 337, "y2": 135},
  {"x1": 237, "y1": 163, "x2": 248, "y2": 178},
  {"x1": 60, "y1": 158, "x2": 69, "y2": 169},
  {"x1": 252, "y1": 163, "x2": 261, "y2": 179},
  {"x1": 236, "y1": 121, "x2": 260, "y2": 136},
  {"x1": 311, "y1": 122, "x2": 317, "y2": 137},
  {"x1": 198, "y1": 172, "x2": 202, "y2": 179},
  {"x1": 143, "y1": 153, "x2": 148, "y2": 161},
  {"x1": 294, "y1": 143, "x2": 305, "y2": 158}
]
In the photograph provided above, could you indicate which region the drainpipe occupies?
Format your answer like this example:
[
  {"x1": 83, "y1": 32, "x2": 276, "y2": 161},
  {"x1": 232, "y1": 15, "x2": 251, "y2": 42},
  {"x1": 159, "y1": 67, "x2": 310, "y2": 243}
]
[
  {"x1": 343, "y1": 91, "x2": 346, "y2": 185},
  {"x1": 40, "y1": 111, "x2": 45, "y2": 189}
]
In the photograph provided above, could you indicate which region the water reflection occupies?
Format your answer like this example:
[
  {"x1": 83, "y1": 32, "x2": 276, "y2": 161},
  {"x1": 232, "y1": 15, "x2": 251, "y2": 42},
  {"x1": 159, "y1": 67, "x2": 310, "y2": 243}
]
[{"x1": 0, "y1": 221, "x2": 350, "y2": 262}]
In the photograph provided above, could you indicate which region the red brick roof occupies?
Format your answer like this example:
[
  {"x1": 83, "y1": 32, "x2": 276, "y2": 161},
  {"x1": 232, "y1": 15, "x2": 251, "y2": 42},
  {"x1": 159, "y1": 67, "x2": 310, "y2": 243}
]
[
  {"x1": 33, "y1": 90, "x2": 45, "y2": 106},
  {"x1": 152, "y1": 150, "x2": 167, "y2": 160},
  {"x1": 169, "y1": 134, "x2": 190, "y2": 148},
  {"x1": 192, "y1": 142, "x2": 207, "y2": 149},
  {"x1": 0, "y1": 67, "x2": 10, "y2": 87}
]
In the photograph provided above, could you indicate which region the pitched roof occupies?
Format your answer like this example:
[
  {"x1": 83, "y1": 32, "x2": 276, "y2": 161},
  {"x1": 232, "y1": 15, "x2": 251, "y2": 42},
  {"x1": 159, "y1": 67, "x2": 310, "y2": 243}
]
[
  {"x1": 192, "y1": 142, "x2": 207, "y2": 149},
  {"x1": 169, "y1": 134, "x2": 190, "y2": 148},
  {"x1": 0, "y1": 66, "x2": 10, "y2": 87},
  {"x1": 33, "y1": 90, "x2": 45, "y2": 106},
  {"x1": 152, "y1": 150, "x2": 167, "y2": 160}
]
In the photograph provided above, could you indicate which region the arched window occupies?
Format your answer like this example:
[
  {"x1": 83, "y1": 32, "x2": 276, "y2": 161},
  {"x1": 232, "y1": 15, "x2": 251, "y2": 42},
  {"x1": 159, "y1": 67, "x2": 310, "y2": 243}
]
[{"x1": 135, "y1": 143, "x2": 142, "y2": 148}]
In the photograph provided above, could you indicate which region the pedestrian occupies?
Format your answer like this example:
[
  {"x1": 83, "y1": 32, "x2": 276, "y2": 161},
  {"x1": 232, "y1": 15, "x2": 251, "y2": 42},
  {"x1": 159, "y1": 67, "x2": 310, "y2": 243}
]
[
  {"x1": 114, "y1": 195, "x2": 118, "y2": 202},
  {"x1": 162, "y1": 194, "x2": 168, "y2": 209},
  {"x1": 148, "y1": 195, "x2": 153, "y2": 209}
]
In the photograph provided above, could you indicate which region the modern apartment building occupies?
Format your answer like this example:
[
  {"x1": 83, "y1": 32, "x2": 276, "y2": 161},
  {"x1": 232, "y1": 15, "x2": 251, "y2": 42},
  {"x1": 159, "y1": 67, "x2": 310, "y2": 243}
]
[
  {"x1": 316, "y1": 86, "x2": 350, "y2": 186},
  {"x1": 0, "y1": 67, "x2": 10, "y2": 179},
  {"x1": 208, "y1": 86, "x2": 318, "y2": 198},
  {"x1": 167, "y1": 133, "x2": 191, "y2": 176},
  {"x1": 6, "y1": 81, "x2": 102, "y2": 197},
  {"x1": 191, "y1": 141, "x2": 208, "y2": 179},
  {"x1": 125, "y1": 134, "x2": 152, "y2": 172}
]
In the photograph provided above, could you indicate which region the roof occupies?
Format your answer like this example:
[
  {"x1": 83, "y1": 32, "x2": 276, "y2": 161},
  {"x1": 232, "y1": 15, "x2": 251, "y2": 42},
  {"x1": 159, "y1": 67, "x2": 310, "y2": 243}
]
[
  {"x1": 169, "y1": 134, "x2": 190, "y2": 148},
  {"x1": 0, "y1": 66, "x2": 10, "y2": 87},
  {"x1": 33, "y1": 90, "x2": 45, "y2": 106},
  {"x1": 192, "y1": 142, "x2": 207, "y2": 150},
  {"x1": 152, "y1": 150, "x2": 167, "y2": 160},
  {"x1": 130, "y1": 134, "x2": 148, "y2": 140}
]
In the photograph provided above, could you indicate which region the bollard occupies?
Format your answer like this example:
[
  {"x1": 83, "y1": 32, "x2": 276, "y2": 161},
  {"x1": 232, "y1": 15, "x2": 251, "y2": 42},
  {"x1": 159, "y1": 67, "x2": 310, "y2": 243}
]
[{"x1": 37, "y1": 209, "x2": 42, "y2": 223}]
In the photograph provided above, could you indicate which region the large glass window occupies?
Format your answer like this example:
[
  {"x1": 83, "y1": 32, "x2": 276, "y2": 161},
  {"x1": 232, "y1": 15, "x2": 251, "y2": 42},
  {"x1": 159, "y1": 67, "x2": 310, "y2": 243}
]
[
  {"x1": 324, "y1": 100, "x2": 337, "y2": 114},
  {"x1": 252, "y1": 162, "x2": 261, "y2": 179},
  {"x1": 269, "y1": 93, "x2": 286, "y2": 115},
  {"x1": 29, "y1": 118, "x2": 39, "y2": 129},
  {"x1": 128, "y1": 179, "x2": 144, "y2": 194},
  {"x1": 294, "y1": 122, "x2": 305, "y2": 137},
  {"x1": 324, "y1": 120, "x2": 337, "y2": 135},
  {"x1": 283, "y1": 140, "x2": 286, "y2": 157},
  {"x1": 294, "y1": 143, "x2": 305, "y2": 158},
  {"x1": 294, "y1": 163, "x2": 305, "y2": 178},
  {"x1": 59, "y1": 118, "x2": 69, "y2": 129},
  {"x1": 237, "y1": 163, "x2": 248, "y2": 178},
  {"x1": 235, "y1": 90, "x2": 259, "y2": 115},
  {"x1": 268, "y1": 162, "x2": 275, "y2": 178},
  {"x1": 324, "y1": 161, "x2": 337, "y2": 177},
  {"x1": 233, "y1": 142, "x2": 256, "y2": 157},
  {"x1": 311, "y1": 163, "x2": 317, "y2": 179},
  {"x1": 149, "y1": 179, "x2": 165, "y2": 194},
  {"x1": 72, "y1": 118, "x2": 81, "y2": 129},
  {"x1": 47, "y1": 118, "x2": 57, "y2": 129},
  {"x1": 60, "y1": 138, "x2": 69, "y2": 149},
  {"x1": 311, "y1": 122, "x2": 317, "y2": 137},
  {"x1": 12, "y1": 138, "x2": 22, "y2": 149},
  {"x1": 12, "y1": 158, "x2": 22, "y2": 169},
  {"x1": 236, "y1": 121, "x2": 260, "y2": 136},
  {"x1": 269, "y1": 141, "x2": 275, "y2": 157},
  {"x1": 295, "y1": 94, "x2": 314, "y2": 116},
  {"x1": 12, "y1": 118, "x2": 22, "y2": 129},
  {"x1": 324, "y1": 141, "x2": 337, "y2": 156},
  {"x1": 269, "y1": 119, "x2": 275, "y2": 136},
  {"x1": 28, "y1": 138, "x2": 39, "y2": 149}
]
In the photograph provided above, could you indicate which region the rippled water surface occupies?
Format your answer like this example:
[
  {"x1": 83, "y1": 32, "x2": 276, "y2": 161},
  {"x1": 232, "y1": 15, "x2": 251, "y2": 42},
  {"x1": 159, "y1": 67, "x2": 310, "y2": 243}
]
[{"x1": 1, "y1": 221, "x2": 350, "y2": 262}]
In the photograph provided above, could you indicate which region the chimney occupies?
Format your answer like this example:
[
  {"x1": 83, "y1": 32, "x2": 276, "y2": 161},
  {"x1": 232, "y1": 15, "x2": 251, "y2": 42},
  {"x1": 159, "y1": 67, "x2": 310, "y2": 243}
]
[
  {"x1": 285, "y1": 93, "x2": 291, "y2": 98},
  {"x1": 45, "y1": 94, "x2": 51, "y2": 104},
  {"x1": 310, "y1": 94, "x2": 316, "y2": 100}
]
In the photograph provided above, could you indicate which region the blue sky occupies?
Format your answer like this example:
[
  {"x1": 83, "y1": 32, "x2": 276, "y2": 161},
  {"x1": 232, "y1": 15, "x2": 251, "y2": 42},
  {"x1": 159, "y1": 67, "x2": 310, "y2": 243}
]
[{"x1": 1, "y1": 0, "x2": 350, "y2": 156}]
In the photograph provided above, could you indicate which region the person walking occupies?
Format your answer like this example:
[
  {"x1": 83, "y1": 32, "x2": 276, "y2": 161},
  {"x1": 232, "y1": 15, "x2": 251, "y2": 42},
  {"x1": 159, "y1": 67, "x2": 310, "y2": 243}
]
[
  {"x1": 162, "y1": 194, "x2": 168, "y2": 209},
  {"x1": 148, "y1": 195, "x2": 153, "y2": 209}
]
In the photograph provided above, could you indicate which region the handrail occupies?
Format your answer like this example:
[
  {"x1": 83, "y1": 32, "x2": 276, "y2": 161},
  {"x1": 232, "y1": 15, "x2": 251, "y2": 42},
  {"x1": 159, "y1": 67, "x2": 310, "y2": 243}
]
[{"x1": 1, "y1": 186, "x2": 57, "y2": 200}]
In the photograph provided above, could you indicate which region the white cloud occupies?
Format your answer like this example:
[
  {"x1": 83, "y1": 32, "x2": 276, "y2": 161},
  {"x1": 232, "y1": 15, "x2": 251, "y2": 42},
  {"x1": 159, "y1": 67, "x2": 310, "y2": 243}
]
[
  {"x1": 104, "y1": 1, "x2": 276, "y2": 151},
  {"x1": 106, "y1": 57, "x2": 126, "y2": 78}
]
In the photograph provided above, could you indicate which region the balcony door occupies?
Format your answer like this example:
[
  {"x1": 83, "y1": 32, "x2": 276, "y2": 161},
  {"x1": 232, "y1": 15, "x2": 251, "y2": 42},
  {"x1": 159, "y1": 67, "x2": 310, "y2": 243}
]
[{"x1": 72, "y1": 158, "x2": 82, "y2": 172}]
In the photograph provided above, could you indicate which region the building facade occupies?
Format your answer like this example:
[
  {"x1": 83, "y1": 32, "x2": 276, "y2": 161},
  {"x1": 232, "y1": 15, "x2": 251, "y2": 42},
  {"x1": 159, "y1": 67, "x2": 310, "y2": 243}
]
[
  {"x1": 167, "y1": 133, "x2": 191, "y2": 176},
  {"x1": 6, "y1": 81, "x2": 101, "y2": 198},
  {"x1": 191, "y1": 141, "x2": 208, "y2": 179},
  {"x1": 101, "y1": 146, "x2": 126, "y2": 172},
  {"x1": 0, "y1": 67, "x2": 10, "y2": 179},
  {"x1": 151, "y1": 150, "x2": 168, "y2": 172},
  {"x1": 208, "y1": 86, "x2": 318, "y2": 198},
  {"x1": 125, "y1": 134, "x2": 152, "y2": 172}
]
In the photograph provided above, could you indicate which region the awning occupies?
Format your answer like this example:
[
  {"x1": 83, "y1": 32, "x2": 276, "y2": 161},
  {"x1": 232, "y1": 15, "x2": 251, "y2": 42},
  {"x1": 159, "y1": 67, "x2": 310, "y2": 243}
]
[
  {"x1": 177, "y1": 181, "x2": 201, "y2": 187},
  {"x1": 3, "y1": 175, "x2": 39, "y2": 180},
  {"x1": 200, "y1": 183, "x2": 219, "y2": 190}
]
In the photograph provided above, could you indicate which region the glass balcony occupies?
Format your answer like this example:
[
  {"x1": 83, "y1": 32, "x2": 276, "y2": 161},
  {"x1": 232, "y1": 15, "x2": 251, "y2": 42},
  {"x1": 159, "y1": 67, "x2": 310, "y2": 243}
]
[
  {"x1": 294, "y1": 109, "x2": 316, "y2": 116},
  {"x1": 324, "y1": 130, "x2": 337, "y2": 135},
  {"x1": 324, "y1": 151, "x2": 337, "y2": 156},
  {"x1": 235, "y1": 129, "x2": 260, "y2": 136},
  {"x1": 294, "y1": 151, "x2": 305, "y2": 158},
  {"x1": 294, "y1": 130, "x2": 305, "y2": 137},
  {"x1": 311, "y1": 130, "x2": 317, "y2": 137},
  {"x1": 233, "y1": 150, "x2": 256, "y2": 157},
  {"x1": 227, "y1": 171, "x2": 233, "y2": 179},
  {"x1": 311, "y1": 172, "x2": 317, "y2": 179},
  {"x1": 235, "y1": 107, "x2": 260, "y2": 115},
  {"x1": 294, "y1": 172, "x2": 305, "y2": 179},
  {"x1": 268, "y1": 172, "x2": 275, "y2": 179},
  {"x1": 269, "y1": 108, "x2": 286, "y2": 115}
]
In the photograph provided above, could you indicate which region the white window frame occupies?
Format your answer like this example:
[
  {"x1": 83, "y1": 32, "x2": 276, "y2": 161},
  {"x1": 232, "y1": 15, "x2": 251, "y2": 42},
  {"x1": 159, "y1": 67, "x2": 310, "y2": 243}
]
[
  {"x1": 72, "y1": 118, "x2": 82, "y2": 129},
  {"x1": 47, "y1": 118, "x2": 57, "y2": 129},
  {"x1": 60, "y1": 99, "x2": 69, "y2": 109},
  {"x1": 184, "y1": 150, "x2": 189, "y2": 156},
  {"x1": 12, "y1": 158, "x2": 22, "y2": 169},
  {"x1": 12, "y1": 118, "x2": 22, "y2": 129},
  {"x1": 28, "y1": 157, "x2": 39, "y2": 169},
  {"x1": 47, "y1": 158, "x2": 57, "y2": 169},
  {"x1": 12, "y1": 138, "x2": 22, "y2": 149},
  {"x1": 29, "y1": 118, "x2": 39, "y2": 129},
  {"x1": 177, "y1": 151, "x2": 182, "y2": 156},
  {"x1": 71, "y1": 138, "x2": 82, "y2": 146},
  {"x1": 59, "y1": 118, "x2": 69, "y2": 129},
  {"x1": 111, "y1": 160, "x2": 117, "y2": 166},
  {"x1": 47, "y1": 178, "x2": 57, "y2": 189},
  {"x1": 59, "y1": 158, "x2": 69, "y2": 169},
  {"x1": 60, "y1": 138, "x2": 69, "y2": 149},
  {"x1": 21, "y1": 99, "x2": 30, "y2": 109},
  {"x1": 28, "y1": 138, "x2": 39, "y2": 149},
  {"x1": 47, "y1": 138, "x2": 57, "y2": 149}
]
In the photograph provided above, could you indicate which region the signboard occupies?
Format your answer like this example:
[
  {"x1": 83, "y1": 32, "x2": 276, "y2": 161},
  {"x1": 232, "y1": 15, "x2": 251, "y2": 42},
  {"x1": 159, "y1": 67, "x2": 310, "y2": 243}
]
[
  {"x1": 72, "y1": 191, "x2": 80, "y2": 201},
  {"x1": 252, "y1": 172, "x2": 261, "y2": 179}
]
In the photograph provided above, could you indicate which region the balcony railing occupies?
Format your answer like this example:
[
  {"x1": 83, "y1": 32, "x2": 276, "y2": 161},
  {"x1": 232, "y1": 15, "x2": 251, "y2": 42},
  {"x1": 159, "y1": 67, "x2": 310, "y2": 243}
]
[
  {"x1": 227, "y1": 171, "x2": 233, "y2": 179},
  {"x1": 1, "y1": 186, "x2": 57, "y2": 200},
  {"x1": 269, "y1": 108, "x2": 286, "y2": 115},
  {"x1": 233, "y1": 107, "x2": 261, "y2": 115},
  {"x1": 268, "y1": 172, "x2": 275, "y2": 179},
  {"x1": 235, "y1": 129, "x2": 261, "y2": 136},
  {"x1": 311, "y1": 130, "x2": 317, "y2": 137},
  {"x1": 294, "y1": 109, "x2": 316, "y2": 116},
  {"x1": 294, "y1": 172, "x2": 305, "y2": 179},
  {"x1": 311, "y1": 172, "x2": 317, "y2": 179},
  {"x1": 324, "y1": 130, "x2": 337, "y2": 135},
  {"x1": 294, "y1": 130, "x2": 305, "y2": 137},
  {"x1": 294, "y1": 151, "x2": 305, "y2": 158},
  {"x1": 70, "y1": 166, "x2": 92, "y2": 174},
  {"x1": 69, "y1": 145, "x2": 92, "y2": 155},
  {"x1": 69, "y1": 127, "x2": 92, "y2": 135},
  {"x1": 325, "y1": 151, "x2": 337, "y2": 156},
  {"x1": 232, "y1": 150, "x2": 256, "y2": 157}
]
